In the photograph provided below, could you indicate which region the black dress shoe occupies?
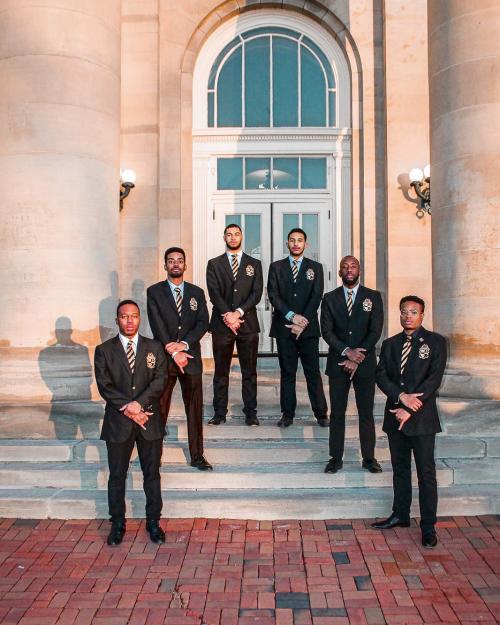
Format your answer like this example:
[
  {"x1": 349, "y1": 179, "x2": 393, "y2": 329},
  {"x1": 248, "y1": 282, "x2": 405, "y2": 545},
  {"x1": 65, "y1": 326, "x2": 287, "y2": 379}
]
[
  {"x1": 146, "y1": 520, "x2": 165, "y2": 544},
  {"x1": 208, "y1": 415, "x2": 226, "y2": 425},
  {"x1": 245, "y1": 416, "x2": 259, "y2": 426},
  {"x1": 190, "y1": 455, "x2": 213, "y2": 471},
  {"x1": 362, "y1": 458, "x2": 383, "y2": 473},
  {"x1": 107, "y1": 521, "x2": 126, "y2": 546},
  {"x1": 316, "y1": 417, "x2": 329, "y2": 427},
  {"x1": 324, "y1": 458, "x2": 343, "y2": 473},
  {"x1": 371, "y1": 514, "x2": 411, "y2": 529},
  {"x1": 422, "y1": 529, "x2": 438, "y2": 548},
  {"x1": 277, "y1": 415, "x2": 294, "y2": 427}
]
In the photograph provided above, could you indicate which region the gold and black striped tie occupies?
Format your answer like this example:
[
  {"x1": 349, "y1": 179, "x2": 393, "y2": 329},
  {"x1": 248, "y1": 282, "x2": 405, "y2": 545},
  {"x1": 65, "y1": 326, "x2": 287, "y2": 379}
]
[
  {"x1": 231, "y1": 254, "x2": 239, "y2": 279},
  {"x1": 126, "y1": 340, "x2": 135, "y2": 374},
  {"x1": 400, "y1": 335, "x2": 412, "y2": 375},
  {"x1": 347, "y1": 290, "x2": 353, "y2": 316},
  {"x1": 174, "y1": 287, "x2": 182, "y2": 316},
  {"x1": 292, "y1": 260, "x2": 299, "y2": 282}
]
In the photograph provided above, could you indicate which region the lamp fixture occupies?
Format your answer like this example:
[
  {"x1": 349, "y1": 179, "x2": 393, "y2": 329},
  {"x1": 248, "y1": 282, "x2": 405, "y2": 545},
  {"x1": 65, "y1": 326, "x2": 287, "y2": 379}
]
[
  {"x1": 120, "y1": 169, "x2": 136, "y2": 210},
  {"x1": 408, "y1": 164, "x2": 430, "y2": 218}
]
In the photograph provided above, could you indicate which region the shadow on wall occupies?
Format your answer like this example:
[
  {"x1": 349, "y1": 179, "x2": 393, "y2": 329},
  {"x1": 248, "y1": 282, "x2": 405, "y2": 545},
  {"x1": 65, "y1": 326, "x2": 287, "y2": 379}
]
[
  {"x1": 132, "y1": 278, "x2": 152, "y2": 337},
  {"x1": 99, "y1": 270, "x2": 119, "y2": 343},
  {"x1": 38, "y1": 316, "x2": 101, "y2": 440}
]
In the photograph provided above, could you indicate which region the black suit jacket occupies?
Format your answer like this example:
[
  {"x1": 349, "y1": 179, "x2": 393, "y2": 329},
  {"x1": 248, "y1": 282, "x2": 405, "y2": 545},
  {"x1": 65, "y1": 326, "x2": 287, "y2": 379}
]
[
  {"x1": 95, "y1": 335, "x2": 168, "y2": 443},
  {"x1": 147, "y1": 281, "x2": 209, "y2": 375},
  {"x1": 321, "y1": 285, "x2": 384, "y2": 377},
  {"x1": 267, "y1": 257, "x2": 324, "y2": 339},
  {"x1": 206, "y1": 252, "x2": 263, "y2": 334},
  {"x1": 376, "y1": 327, "x2": 447, "y2": 436}
]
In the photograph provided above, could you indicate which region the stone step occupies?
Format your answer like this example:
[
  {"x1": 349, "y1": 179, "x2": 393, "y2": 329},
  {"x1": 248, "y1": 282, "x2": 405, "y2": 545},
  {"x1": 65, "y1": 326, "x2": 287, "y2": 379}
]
[
  {"x1": 445, "y1": 459, "x2": 500, "y2": 485},
  {"x1": 0, "y1": 461, "x2": 455, "y2": 490},
  {"x1": 0, "y1": 436, "x2": 490, "y2": 464},
  {"x1": 0, "y1": 485, "x2": 497, "y2": 520}
]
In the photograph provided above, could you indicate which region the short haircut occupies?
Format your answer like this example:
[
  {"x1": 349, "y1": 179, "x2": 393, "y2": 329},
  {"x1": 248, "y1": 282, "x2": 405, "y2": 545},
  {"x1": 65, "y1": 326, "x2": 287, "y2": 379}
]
[
  {"x1": 400, "y1": 295, "x2": 425, "y2": 312},
  {"x1": 116, "y1": 299, "x2": 140, "y2": 317},
  {"x1": 287, "y1": 227, "x2": 307, "y2": 241},
  {"x1": 224, "y1": 223, "x2": 242, "y2": 234},
  {"x1": 164, "y1": 247, "x2": 186, "y2": 263}
]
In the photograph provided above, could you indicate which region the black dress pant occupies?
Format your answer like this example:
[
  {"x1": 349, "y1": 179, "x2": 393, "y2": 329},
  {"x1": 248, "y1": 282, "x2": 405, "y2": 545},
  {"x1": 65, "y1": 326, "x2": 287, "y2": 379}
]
[
  {"x1": 328, "y1": 372, "x2": 376, "y2": 461},
  {"x1": 160, "y1": 372, "x2": 204, "y2": 461},
  {"x1": 106, "y1": 425, "x2": 163, "y2": 523},
  {"x1": 212, "y1": 332, "x2": 259, "y2": 418},
  {"x1": 388, "y1": 430, "x2": 437, "y2": 528},
  {"x1": 276, "y1": 336, "x2": 327, "y2": 418}
]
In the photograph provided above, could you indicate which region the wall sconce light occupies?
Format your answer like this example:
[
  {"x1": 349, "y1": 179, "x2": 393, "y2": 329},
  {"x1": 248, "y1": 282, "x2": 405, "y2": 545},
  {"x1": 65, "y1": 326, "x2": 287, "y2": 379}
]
[
  {"x1": 120, "y1": 169, "x2": 136, "y2": 210},
  {"x1": 408, "y1": 164, "x2": 430, "y2": 218}
]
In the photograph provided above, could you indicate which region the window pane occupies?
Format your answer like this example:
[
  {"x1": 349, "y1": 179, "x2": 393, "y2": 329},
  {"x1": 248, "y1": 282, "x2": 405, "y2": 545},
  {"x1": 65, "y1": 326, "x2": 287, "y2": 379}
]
[
  {"x1": 282, "y1": 213, "x2": 299, "y2": 255},
  {"x1": 273, "y1": 158, "x2": 299, "y2": 189},
  {"x1": 328, "y1": 90, "x2": 336, "y2": 127},
  {"x1": 245, "y1": 37, "x2": 270, "y2": 127},
  {"x1": 218, "y1": 158, "x2": 243, "y2": 190},
  {"x1": 273, "y1": 37, "x2": 298, "y2": 127},
  {"x1": 208, "y1": 92, "x2": 214, "y2": 127},
  {"x1": 300, "y1": 46, "x2": 326, "y2": 126},
  {"x1": 245, "y1": 157, "x2": 271, "y2": 189},
  {"x1": 225, "y1": 214, "x2": 242, "y2": 228},
  {"x1": 209, "y1": 36, "x2": 241, "y2": 89},
  {"x1": 301, "y1": 158, "x2": 327, "y2": 189},
  {"x1": 302, "y1": 214, "x2": 319, "y2": 261},
  {"x1": 217, "y1": 46, "x2": 242, "y2": 127},
  {"x1": 302, "y1": 36, "x2": 335, "y2": 88},
  {"x1": 244, "y1": 215, "x2": 261, "y2": 259}
]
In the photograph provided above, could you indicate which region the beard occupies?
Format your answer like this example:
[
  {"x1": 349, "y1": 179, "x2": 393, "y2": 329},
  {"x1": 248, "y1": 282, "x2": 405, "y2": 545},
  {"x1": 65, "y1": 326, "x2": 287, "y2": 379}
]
[
  {"x1": 342, "y1": 275, "x2": 359, "y2": 287},
  {"x1": 226, "y1": 241, "x2": 241, "y2": 250}
]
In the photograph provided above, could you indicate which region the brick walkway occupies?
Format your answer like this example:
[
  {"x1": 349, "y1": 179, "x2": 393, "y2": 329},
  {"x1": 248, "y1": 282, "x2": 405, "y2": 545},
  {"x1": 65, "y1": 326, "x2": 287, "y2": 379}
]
[{"x1": 0, "y1": 517, "x2": 498, "y2": 625}]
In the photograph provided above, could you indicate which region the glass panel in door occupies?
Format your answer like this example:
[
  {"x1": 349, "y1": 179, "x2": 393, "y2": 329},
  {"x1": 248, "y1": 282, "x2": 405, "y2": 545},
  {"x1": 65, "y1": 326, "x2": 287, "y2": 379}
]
[{"x1": 213, "y1": 203, "x2": 272, "y2": 352}]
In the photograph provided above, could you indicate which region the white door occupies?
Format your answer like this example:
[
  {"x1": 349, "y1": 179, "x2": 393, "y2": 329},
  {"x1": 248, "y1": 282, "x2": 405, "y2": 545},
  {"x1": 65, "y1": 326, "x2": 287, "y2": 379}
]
[
  {"x1": 272, "y1": 202, "x2": 332, "y2": 353},
  {"x1": 213, "y1": 202, "x2": 272, "y2": 352},
  {"x1": 213, "y1": 201, "x2": 332, "y2": 354}
]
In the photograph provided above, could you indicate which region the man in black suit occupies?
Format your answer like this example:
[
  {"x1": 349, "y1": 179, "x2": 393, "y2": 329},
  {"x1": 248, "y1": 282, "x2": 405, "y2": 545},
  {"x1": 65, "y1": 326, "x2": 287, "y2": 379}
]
[
  {"x1": 372, "y1": 295, "x2": 447, "y2": 548},
  {"x1": 206, "y1": 223, "x2": 263, "y2": 426},
  {"x1": 147, "y1": 247, "x2": 212, "y2": 471},
  {"x1": 94, "y1": 300, "x2": 168, "y2": 546},
  {"x1": 267, "y1": 228, "x2": 328, "y2": 427},
  {"x1": 321, "y1": 256, "x2": 384, "y2": 474}
]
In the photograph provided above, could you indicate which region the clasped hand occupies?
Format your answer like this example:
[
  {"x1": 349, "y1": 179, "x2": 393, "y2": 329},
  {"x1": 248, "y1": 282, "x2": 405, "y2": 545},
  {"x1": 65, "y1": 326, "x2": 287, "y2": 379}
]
[
  {"x1": 399, "y1": 392, "x2": 423, "y2": 411},
  {"x1": 389, "y1": 407, "x2": 411, "y2": 431},
  {"x1": 166, "y1": 342, "x2": 193, "y2": 374},
  {"x1": 222, "y1": 311, "x2": 244, "y2": 335},
  {"x1": 120, "y1": 400, "x2": 152, "y2": 431}
]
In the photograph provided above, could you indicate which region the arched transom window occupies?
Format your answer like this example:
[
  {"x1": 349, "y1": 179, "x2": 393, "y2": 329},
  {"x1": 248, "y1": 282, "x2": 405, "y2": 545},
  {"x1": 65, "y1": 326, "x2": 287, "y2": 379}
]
[{"x1": 207, "y1": 27, "x2": 337, "y2": 128}]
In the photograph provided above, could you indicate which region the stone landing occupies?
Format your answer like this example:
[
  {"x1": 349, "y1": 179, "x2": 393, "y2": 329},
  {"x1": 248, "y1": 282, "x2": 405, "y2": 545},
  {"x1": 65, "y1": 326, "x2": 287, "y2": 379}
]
[{"x1": 0, "y1": 367, "x2": 498, "y2": 519}]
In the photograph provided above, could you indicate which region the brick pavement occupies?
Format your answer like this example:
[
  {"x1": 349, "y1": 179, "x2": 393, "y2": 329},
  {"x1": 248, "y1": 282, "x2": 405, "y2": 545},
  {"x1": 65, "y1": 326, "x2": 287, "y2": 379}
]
[{"x1": 0, "y1": 516, "x2": 498, "y2": 625}]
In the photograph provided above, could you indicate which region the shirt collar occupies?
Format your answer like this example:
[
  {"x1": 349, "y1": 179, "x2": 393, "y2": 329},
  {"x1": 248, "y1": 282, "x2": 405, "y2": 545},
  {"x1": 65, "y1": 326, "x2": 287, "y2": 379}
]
[
  {"x1": 343, "y1": 282, "x2": 360, "y2": 299},
  {"x1": 227, "y1": 250, "x2": 243, "y2": 261},
  {"x1": 168, "y1": 280, "x2": 184, "y2": 294},
  {"x1": 119, "y1": 332, "x2": 138, "y2": 351},
  {"x1": 289, "y1": 255, "x2": 303, "y2": 266}
]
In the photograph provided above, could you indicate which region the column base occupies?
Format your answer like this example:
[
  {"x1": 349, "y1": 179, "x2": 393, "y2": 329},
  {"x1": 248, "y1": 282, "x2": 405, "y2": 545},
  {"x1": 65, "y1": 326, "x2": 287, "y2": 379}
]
[{"x1": 440, "y1": 362, "x2": 500, "y2": 400}]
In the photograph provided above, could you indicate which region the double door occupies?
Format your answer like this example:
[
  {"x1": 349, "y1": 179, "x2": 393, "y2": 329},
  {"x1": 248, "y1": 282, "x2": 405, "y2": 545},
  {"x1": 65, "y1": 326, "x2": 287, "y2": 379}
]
[{"x1": 212, "y1": 201, "x2": 332, "y2": 353}]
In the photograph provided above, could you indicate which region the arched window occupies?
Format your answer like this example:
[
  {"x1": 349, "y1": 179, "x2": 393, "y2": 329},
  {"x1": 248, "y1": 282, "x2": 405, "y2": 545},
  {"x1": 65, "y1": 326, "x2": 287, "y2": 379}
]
[{"x1": 207, "y1": 27, "x2": 337, "y2": 128}]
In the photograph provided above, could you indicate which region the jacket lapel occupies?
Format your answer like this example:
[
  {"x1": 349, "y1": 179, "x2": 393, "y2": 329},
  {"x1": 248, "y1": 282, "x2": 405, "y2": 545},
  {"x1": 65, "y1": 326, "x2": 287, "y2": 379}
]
[
  {"x1": 135, "y1": 335, "x2": 147, "y2": 375},
  {"x1": 221, "y1": 253, "x2": 236, "y2": 283},
  {"x1": 351, "y1": 284, "x2": 365, "y2": 316},
  {"x1": 113, "y1": 335, "x2": 133, "y2": 376},
  {"x1": 181, "y1": 283, "x2": 192, "y2": 318},
  {"x1": 334, "y1": 286, "x2": 349, "y2": 318},
  {"x1": 163, "y1": 281, "x2": 180, "y2": 316}
]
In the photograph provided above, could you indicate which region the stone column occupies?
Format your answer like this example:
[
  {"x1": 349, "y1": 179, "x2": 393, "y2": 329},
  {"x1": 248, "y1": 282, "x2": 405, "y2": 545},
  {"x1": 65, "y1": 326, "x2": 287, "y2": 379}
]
[
  {"x1": 428, "y1": 1, "x2": 500, "y2": 398},
  {"x1": 0, "y1": 1, "x2": 121, "y2": 402}
]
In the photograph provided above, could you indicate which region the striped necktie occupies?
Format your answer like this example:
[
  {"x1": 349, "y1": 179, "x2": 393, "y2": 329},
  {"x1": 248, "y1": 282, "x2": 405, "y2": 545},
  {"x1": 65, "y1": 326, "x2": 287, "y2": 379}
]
[
  {"x1": 400, "y1": 335, "x2": 412, "y2": 375},
  {"x1": 347, "y1": 290, "x2": 354, "y2": 316},
  {"x1": 292, "y1": 260, "x2": 299, "y2": 282},
  {"x1": 174, "y1": 287, "x2": 182, "y2": 316},
  {"x1": 126, "y1": 340, "x2": 135, "y2": 374},
  {"x1": 231, "y1": 254, "x2": 239, "y2": 279}
]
